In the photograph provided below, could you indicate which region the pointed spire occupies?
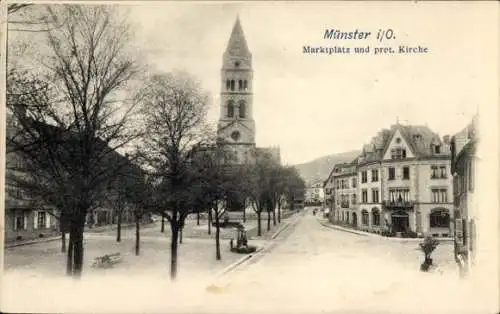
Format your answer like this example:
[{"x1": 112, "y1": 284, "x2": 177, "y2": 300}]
[{"x1": 225, "y1": 16, "x2": 251, "y2": 57}]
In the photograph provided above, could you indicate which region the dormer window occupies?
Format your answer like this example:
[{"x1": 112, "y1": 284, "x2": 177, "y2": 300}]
[
  {"x1": 391, "y1": 148, "x2": 406, "y2": 159},
  {"x1": 413, "y1": 134, "x2": 422, "y2": 141},
  {"x1": 435, "y1": 145, "x2": 441, "y2": 154}
]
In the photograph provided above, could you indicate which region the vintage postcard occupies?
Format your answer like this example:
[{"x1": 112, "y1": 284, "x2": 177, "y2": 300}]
[{"x1": 1, "y1": 1, "x2": 498, "y2": 313}]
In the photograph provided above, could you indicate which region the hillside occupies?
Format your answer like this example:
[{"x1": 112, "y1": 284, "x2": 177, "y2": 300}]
[{"x1": 293, "y1": 150, "x2": 361, "y2": 185}]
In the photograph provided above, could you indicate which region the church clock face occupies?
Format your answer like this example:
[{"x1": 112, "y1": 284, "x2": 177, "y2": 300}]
[{"x1": 231, "y1": 131, "x2": 241, "y2": 142}]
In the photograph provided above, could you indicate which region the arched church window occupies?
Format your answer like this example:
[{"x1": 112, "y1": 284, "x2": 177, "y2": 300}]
[
  {"x1": 226, "y1": 80, "x2": 230, "y2": 90},
  {"x1": 230, "y1": 80, "x2": 235, "y2": 91},
  {"x1": 238, "y1": 100, "x2": 246, "y2": 118},
  {"x1": 227, "y1": 101, "x2": 234, "y2": 118},
  {"x1": 244, "y1": 80, "x2": 248, "y2": 91},
  {"x1": 238, "y1": 80, "x2": 243, "y2": 91}
]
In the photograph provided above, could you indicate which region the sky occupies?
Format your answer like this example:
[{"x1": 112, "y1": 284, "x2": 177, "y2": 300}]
[{"x1": 8, "y1": 1, "x2": 497, "y2": 165}]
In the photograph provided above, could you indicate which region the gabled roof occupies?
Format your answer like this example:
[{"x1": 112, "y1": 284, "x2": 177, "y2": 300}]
[{"x1": 378, "y1": 124, "x2": 449, "y2": 160}]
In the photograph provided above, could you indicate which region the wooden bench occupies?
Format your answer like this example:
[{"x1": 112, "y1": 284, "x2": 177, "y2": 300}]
[{"x1": 92, "y1": 253, "x2": 122, "y2": 268}]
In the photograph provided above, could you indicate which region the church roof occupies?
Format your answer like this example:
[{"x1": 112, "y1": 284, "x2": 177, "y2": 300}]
[{"x1": 225, "y1": 16, "x2": 251, "y2": 58}]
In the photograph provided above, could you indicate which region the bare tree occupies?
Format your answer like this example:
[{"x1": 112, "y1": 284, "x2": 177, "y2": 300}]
[
  {"x1": 191, "y1": 145, "x2": 245, "y2": 260},
  {"x1": 119, "y1": 161, "x2": 152, "y2": 256},
  {"x1": 247, "y1": 151, "x2": 274, "y2": 236},
  {"x1": 6, "y1": 5, "x2": 141, "y2": 278},
  {"x1": 136, "y1": 71, "x2": 211, "y2": 280}
]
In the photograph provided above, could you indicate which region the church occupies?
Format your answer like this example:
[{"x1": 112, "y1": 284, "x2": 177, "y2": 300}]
[{"x1": 216, "y1": 16, "x2": 281, "y2": 166}]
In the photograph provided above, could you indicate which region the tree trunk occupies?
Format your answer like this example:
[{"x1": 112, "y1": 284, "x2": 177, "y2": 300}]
[
  {"x1": 272, "y1": 208, "x2": 276, "y2": 226},
  {"x1": 257, "y1": 211, "x2": 262, "y2": 236},
  {"x1": 196, "y1": 209, "x2": 200, "y2": 226},
  {"x1": 61, "y1": 231, "x2": 66, "y2": 253},
  {"x1": 69, "y1": 216, "x2": 85, "y2": 278},
  {"x1": 170, "y1": 225, "x2": 179, "y2": 281},
  {"x1": 66, "y1": 234, "x2": 73, "y2": 276},
  {"x1": 278, "y1": 202, "x2": 282, "y2": 224},
  {"x1": 243, "y1": 208, "x2": 246, "y2": 223},
  {"x1": 161, "y1": 216, "x2": 165, "y2": 233},
  {"x1": 267, "y1": 209, "x2": 271, "y2": 231},
  {"x1": 117, "y1": 210, "x2": 122, "y2": 242},
  {"x1": 208, "y1": 208, "x2": 212, "y2": 235},
  {"x1": 215, "y1": 211, "x2": 221, "y2": 260},
  {"x1": 135, "y1": 215, "x2": 140, "y2": 256},
  {"x1": 179, "y1": 227, "x2": 183, "y2": 244}
]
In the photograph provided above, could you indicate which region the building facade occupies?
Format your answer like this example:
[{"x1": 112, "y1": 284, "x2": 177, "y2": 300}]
[
  {"x1": 329, "y1": 162, "x2": 357, "y2": 224},
  {"x1": 4, "y1": 113, "x2": 144, "y2": 242},
  {"x1": 329, "y1": 123, "x2": 454, "y2": 237},
  {"x1": 305, "y1": 181, "x2": 325, "y2": 205},
  {"x1": 323, "y1": 171, "x2": 335, "y2": 212},
  {"x1": 5, "y1": 116, "x2": 59, "y2": 242},
  {"x1": 451, "y1": 117, "x2": 478, "y2": 273}
]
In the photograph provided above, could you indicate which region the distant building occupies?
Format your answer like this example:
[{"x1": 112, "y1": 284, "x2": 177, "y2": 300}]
[
  {"x1": 451, "y1": 116, "x2": 478, "y2": 274},
  {"x1": 329, "y1": 123, "x2": 454, "y2": 237},
  {"x1": 323, "y1": 170, "x2": 336, "y2": 212},
  {"x1": 328, "y1": 163, "x2": 357, "y2": 224},
  {"x1": 305, "y1": 181, "x2": 325, "y2": 205}
]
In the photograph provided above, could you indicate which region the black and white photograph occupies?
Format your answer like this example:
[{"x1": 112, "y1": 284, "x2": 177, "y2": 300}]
[{"x1": 1, "y1": 1, "x2": 498, "y2": 313}]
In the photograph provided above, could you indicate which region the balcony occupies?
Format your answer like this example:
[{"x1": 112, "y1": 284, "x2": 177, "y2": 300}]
[
  {"x1": 382, "y1": 200, "x2": 415, "y2": 210},
  {"x1": 340, "y1": 201, "x2": 350, "y2": 208}
]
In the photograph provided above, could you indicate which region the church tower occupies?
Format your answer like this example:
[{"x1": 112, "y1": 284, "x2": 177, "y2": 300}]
[{"x1": 217, "y1": 17, "x2": 256, "y2": 164}]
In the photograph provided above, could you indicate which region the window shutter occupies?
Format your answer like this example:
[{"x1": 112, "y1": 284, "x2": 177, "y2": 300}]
[
  {"x1": 23, "y1": 212, "x2": 28, "y2": 230},
  {"x1": 34, "y1": 211, "x2": 38, "y2": 229},
  {"x1": 46, "y1": 212, "x2": 51, "y2": 229}
]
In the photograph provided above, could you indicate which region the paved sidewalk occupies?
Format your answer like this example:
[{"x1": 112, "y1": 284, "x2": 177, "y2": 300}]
[{"x1": 318, "y1": 218, "x2": 454, "y2": 242}]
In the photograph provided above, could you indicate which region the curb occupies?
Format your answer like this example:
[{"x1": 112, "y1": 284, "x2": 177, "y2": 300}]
[
  {"x1": 5, "y1": 236, "x2": 61, "y2": 248},
  {"x1": 319, "y1": 220, "x2": 454, "y2": 242},
  {"x1": 319, "y1": 220, "x2": 369, "y2": 237},
  {"x1": 270, "y1": 222, "x2": 291, "y2": 240},
  {"x1": 215, "y1": 246, "x2": 265, "y2": 278},
  {"x1": 214, "y1": 217, "x2": 298, "y2": 278}
]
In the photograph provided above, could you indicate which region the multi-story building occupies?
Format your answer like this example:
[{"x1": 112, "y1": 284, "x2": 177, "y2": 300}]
[
  {"x1": 330, "y1": 162, "x2": 357, "y2": 225},
  {"x1": 328, "y1": 123, "x2": 455, "y2": 237},
  {"x1": 4, "y1": 112, "x2": 145, "y2": 242},
  {"x1": 305, "y1": 181, "x2": 325, "y2": 205},
  {"x1": 323, "y1": 171, "x2": 335, "y2": 212},
  {"x1": 451, "y1": 116, "x2": 478, "y2": 273},
  {"x1": 5, "y1": 115, "x2": 59, "y2": 241},
  {"x1": 355, "y1": 130, "x2": 390, "y2": 232}
]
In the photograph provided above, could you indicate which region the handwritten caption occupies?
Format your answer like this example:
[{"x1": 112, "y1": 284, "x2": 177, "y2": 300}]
[{"x1": 303, "y1": 29, "x2": 429, "y2": 55}]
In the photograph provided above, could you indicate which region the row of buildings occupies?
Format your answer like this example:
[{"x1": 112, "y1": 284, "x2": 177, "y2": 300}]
[
  {"x1": 4, "y1": 111, "x2": 148, "y2": 242},
  {"x1": 323, "y1": 118, "x2": 478, "y2": 242}
]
